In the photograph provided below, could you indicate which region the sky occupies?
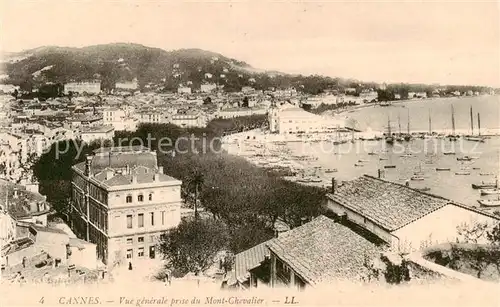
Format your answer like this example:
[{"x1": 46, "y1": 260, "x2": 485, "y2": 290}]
[{"x1": 1, "y1": 0, "x2": 499, "y2": 87}]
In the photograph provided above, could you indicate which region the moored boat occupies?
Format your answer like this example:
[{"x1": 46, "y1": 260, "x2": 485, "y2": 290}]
[
  {"x1": 480, "y1": 189, "x2": 500, "y2": 196},
  {"x1": 455, "y1": 171, "x2": 471, "y2": 175},
  {"x1": 477, "y1": 199, "x2": 500, "y2": 207},
  {"x1": 443, "y1": 151, "x2": 455, "y2": 155},
  {"x1": 324, "y1": 168, "x2": 338, "y2": 173},
  {"x1": 436, "y1": 167, "x2": 451, "y2": 171},
  {"x1": 472, "y1": 181, "x2": 497, "y2": 190},
  {"x1": 415, "y1": 187, "x2": 431, "y2": 192},
  {"x1": 411, "y1": 176, "x2": 425, "y2": 181},
  {"x1": 457, "y1": 156, "x2": 473, "y2": 161},
  {"x1": 384, "y1": 165, "x2": 396, "y2": 169}
]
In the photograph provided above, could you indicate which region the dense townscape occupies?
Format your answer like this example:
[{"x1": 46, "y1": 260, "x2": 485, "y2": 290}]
[{"x1": 1, "y1": 43, "x2": 500, "y2": 293}]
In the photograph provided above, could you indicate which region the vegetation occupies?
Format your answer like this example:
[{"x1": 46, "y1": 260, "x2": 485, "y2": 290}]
[
  {"x1": 158, "y1": 218, "x2": 229, "y2": 277},
  {"x1": 5, "y1": 43, "x2": 493, "y2": 96},
  {"x1": 32, "y1": 117, "x2": 326, "y2": 261},
  {"x1": 423, "y1": 221, "x2": 500, "y2": 280}
]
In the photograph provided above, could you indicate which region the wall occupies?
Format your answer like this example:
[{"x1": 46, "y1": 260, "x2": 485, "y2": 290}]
[
  {"x1": 69, "y1": 242, "x2": 97, "y2": 269},
  {"x1": 2, "y1": 245, "x2": 37, "y2": 267},
  {"x1": 327, "y1": 199, "x2": 394, "y2": 243},
  {"x1": 393, "y1": 205, "x2": 498, "y2": 252}
]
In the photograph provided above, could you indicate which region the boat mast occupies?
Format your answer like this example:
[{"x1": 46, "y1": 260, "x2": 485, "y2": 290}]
[
  {"x1": 387, "y1": 116, "x2": 392, "y2": 136},
  {"x1": 470, "y1": 106, "x2": 474, "y2": 135},
  {"x1": 407, "y1": 108, "x2": 410, "y2": 135},
  {"x1": 398, "y1": 113, "x2": 402, "y2": 135},
  {"x1": 451, "y1": 105, "x2": 456, "y2": 135},
  {"x1": 477, "y1": 113, "x2": 481, "y2": 136},
  {"x1": 428, "y1": 109, "x2": 432, "y2": 134}
]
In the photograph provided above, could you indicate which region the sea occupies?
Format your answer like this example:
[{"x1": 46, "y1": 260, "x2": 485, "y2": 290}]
[{"x1": 287, "y1": 95, "x2": 500, "y2": 208}]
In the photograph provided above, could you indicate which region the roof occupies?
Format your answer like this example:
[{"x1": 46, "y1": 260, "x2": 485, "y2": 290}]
[
  {"x1": 93, "y1": 170, "x2": 178, "y2": 187},
  {"x1": 31, "y1": 225, "x2": 68, "y2": 235},
  {"x1": 69, "y1": 237, "x2": 94, "y2": 249},
  {"x1": 326, "y1": 175, "x2": 452, "y2": 231},
  {"x1": 0, "y1": 180, "x2": 50, "y2": 219},
  {"x1": 74, "y1": 148, "x2": 158, "y2": 174},
  {"x1": 80, "y1": 125, "x2": 114, "y2": 133},
  {"x1": 93, "y1": 145, "x2": 149, "y2": 154},
  {"x1": 266, "y1": 215, "x2": 382, "y2": 285},
  {"x1": 230, "y1": 241, "x2": 271, "y2": 285}
]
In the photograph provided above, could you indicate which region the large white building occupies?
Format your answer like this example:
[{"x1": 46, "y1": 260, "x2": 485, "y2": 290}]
[
  {"x1": 115, "y1": 79, "x2": 138, "y2": 91},
  {"x1": 70, "y1": 146, "x2": 182, "y2": 265},
  {"x1": 268, "y1": 104, "x2": 339, "y2": 134},
  {"x1": 217, "y1": 107, "x2": 267, "y2": 119},
  {"x1": 64, "y1": 81, "x2": 101, "y2": 95},
  {"x1": 327, "y1": 175, "x2": 499, "y2": 252},
  {"x1": 103, "y1": 107, "x2": 138, "y2": 131},
  {"x1": 171, "y1": 113, "x2": 207, "y2": 128},
  {"x1": 79, "y1": 125, "x2": 115, "y2": 144},
  {"x1": 200, "y1": 83, "x2": 217, "y2": 93}
]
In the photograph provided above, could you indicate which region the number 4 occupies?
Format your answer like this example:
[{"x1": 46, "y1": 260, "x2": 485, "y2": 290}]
[{"x1": 39, "y1": 297, "x2": 44, "y2": 304}]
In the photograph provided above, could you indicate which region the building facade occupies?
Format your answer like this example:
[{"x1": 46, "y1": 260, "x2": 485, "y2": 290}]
[
  {"x1": 70, "y1": 146, "x2": 182, "y2": 265},
  {"x1": 171, "y1": 114, "x2": 206, "y2": 128},
  {"x1": 79, "y1": 126, "x2": 115, "y2": 144},
  {"x1": 64, "y1": 82, "x2": 101, "y2": 95},
  {"x1": 103, "y1": 108, "x2": 138, "y2": 131},
  {"x1": 326, "y1": 175, "x2": 499, "y2": 252}
]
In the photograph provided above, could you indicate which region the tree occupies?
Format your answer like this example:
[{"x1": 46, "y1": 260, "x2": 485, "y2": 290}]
[
  {"x1": 241, "y1": 96, "x2": 249, "y2": 108},
  {"x1": 203, "y1": 97, "x2": 212, "y2": 105},
  {"x1": 186, "y1": 170, "x2": 204, "y2": 220},
  {"x1": 159, "y1": 218, "x2": 229, "y2": 276}
]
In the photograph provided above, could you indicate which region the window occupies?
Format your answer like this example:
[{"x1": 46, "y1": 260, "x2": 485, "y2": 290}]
[
  {"x1": 161, "y1": 211, "x2": 165, "y2": 225},
  {"x1": 148, "y1": 193, "x2": 153, "y2": 201},
  {"x1": 138, "y1": 236, "x2": 144, "y2": 243},
  {"x1": 126, "y1": 195, "x2": 132, "y2": 203},
  {"x1": 138, "y1": 247, "x2": 144, "y2": 257},
  {"x1": 126, "y1": 238, "x2": 133, "y2": 245},
  {"x1": 138, "y1": 194, "x2": 144, "y2": 202},
  {"x1": 150, "y1": 212, "x2": 155, "y2": 226},
  {"x1": 138, "y1": 213, "x2": 144, "y2": 228},
  {"x1": 126, "y1": 215, "x2": 132, "y2": 229},
  {"x1": 126, "y1": 249, "x2": 133, "y2": 259}
]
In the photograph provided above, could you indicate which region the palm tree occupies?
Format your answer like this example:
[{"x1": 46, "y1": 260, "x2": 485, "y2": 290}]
[{"x1": 187, "y1": 170, "x2": 204, "y2": 220}]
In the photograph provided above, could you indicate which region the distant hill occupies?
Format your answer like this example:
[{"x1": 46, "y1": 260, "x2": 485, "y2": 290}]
[
  {"x1": 1, "y1": 43, "x2": 270, "y2": 92},
  {"x1": 1, "y1": 43, "x2": 495, "y2": 95}
]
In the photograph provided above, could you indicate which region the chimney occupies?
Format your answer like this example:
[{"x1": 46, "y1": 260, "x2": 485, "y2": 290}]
[
  {"x1": 126, "y1": 164, "x2": 130, "y2": 175},
  {"x1": 85, "y1": 156, "x2": 93, "y2": 177},
  {"x1": 154, "y1": 173, "x2": 160, "y2": 182},
  {"x1": 106, "y1": 169, "x2": 114, "y2": 180},
  {"x1": 378, "y1": 169, "x2": 385, "y2": 179},
  {"x1": 158, "y1": 166, "x2": 164, "y2": 174},
  {"x1": 131, "y1": 175, "x2": 137, "y2": 184},
  {"x1": 331, "y1": 178, "x2": 337, "y2": 194}
]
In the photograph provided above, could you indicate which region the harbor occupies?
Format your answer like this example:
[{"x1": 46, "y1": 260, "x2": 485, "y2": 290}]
[{"x1": 223, "y1": 95, "x2": 500, "y2": 215}]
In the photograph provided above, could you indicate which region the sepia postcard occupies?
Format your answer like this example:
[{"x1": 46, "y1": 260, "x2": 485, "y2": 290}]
[{"x1": 0, "y1": 0, "x2": 499, "y2": 306}]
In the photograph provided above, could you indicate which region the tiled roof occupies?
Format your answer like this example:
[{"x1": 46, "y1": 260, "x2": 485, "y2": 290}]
[
  {"x1": 230, "y1": 241, "x2": 271, "y2": 285},
  {"x1": 266, "y1": 215, "x2": 382, "y2": 285},
  {"x1": 31, "y1": 225, "x2": 68, "y2": 235},
  {"x1": 74, "y1": 151, "x2": 158, "y2": 174},
  {"x1": 326, "y1": 175, "x2": 451, "y2": 231},
  {"x1": 97, "y1": 172, "x2": 178, "y2": 187},
  {"x1": 0, "y1": 180, "x2": 50, "y2": 219}
]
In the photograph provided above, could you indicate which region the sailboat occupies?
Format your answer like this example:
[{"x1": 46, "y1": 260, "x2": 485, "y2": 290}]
[
  {"x1": 333, "y1": 126, "x2": 348, "y2": 145},
  {"x1": 425, "y1": 109, "x2": 433, "y2": 138},
  {"x1": 404, "y1": 109, "x2": 411, "y2": 141},
  {"x1": 396, "y1": 114, "x2": 404, "y2": 142},
  {"x1": 448, "y1": 105, "x2": 458, "y2": 141},
  {"x1": 385, "y1": 116, "x2": 394, "y2": 144},
  {"x1": 465, "y1": 106, "x2": 485, "y2": 142}
]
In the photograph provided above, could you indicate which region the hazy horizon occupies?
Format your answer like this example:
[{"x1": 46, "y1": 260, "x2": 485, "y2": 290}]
[{"x1": 1, "y1": 1, "x2": 499, "y2": 87}]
